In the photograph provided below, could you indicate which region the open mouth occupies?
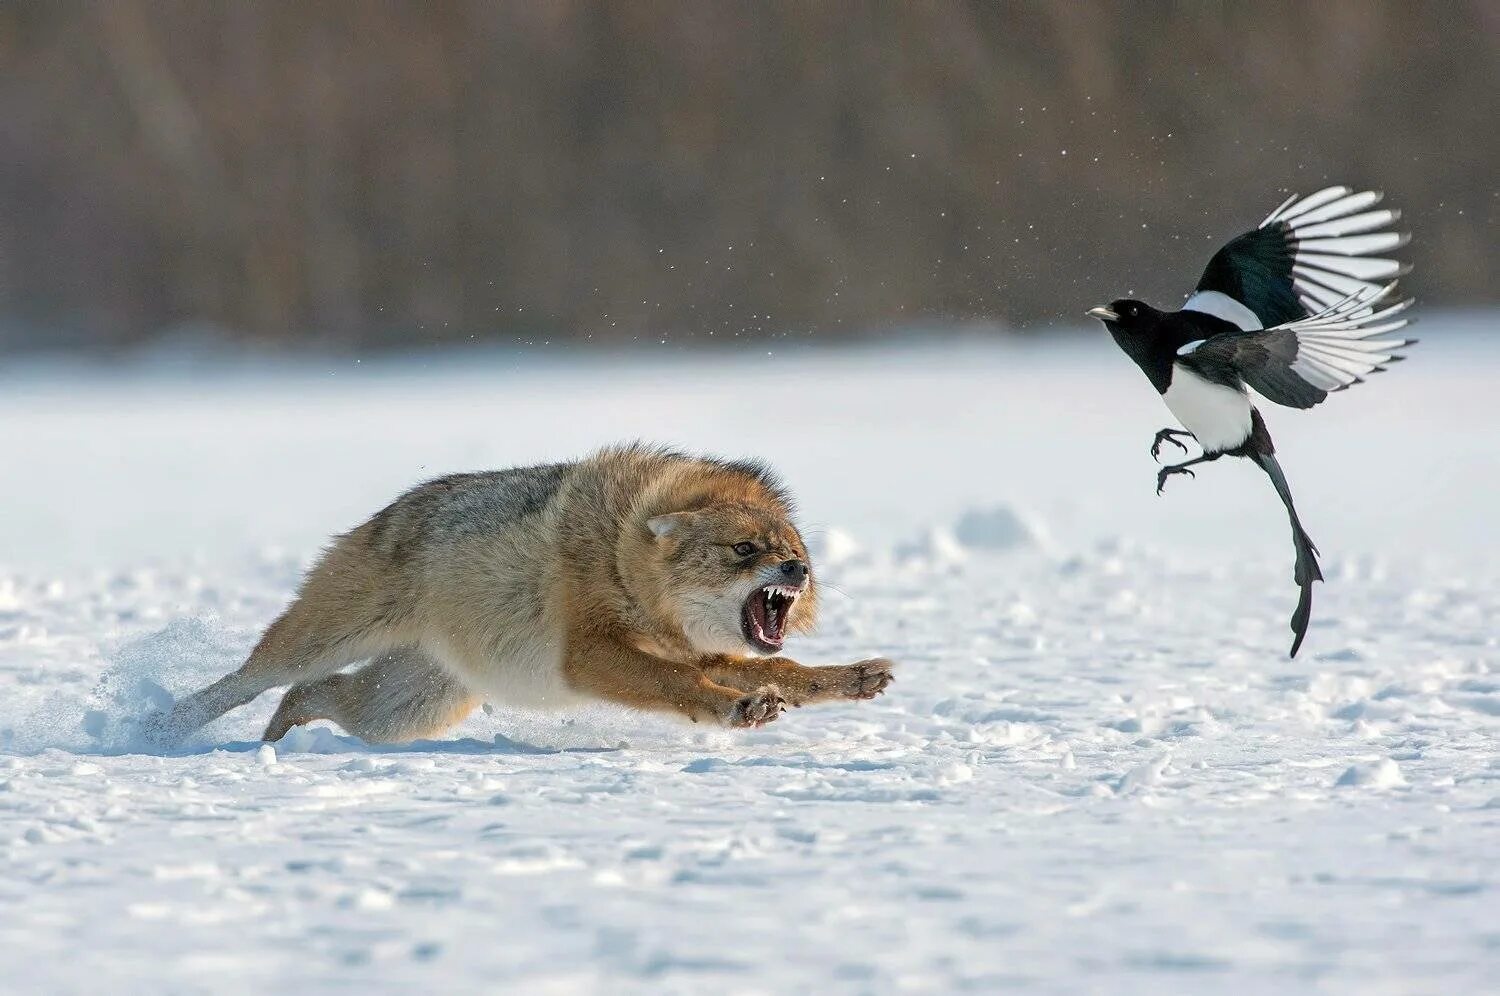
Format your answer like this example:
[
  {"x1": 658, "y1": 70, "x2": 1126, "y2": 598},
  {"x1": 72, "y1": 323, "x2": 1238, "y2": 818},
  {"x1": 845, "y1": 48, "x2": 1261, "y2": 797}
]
[{"x1": 742, "y1": 584, "x2": 799, "y2": 653}]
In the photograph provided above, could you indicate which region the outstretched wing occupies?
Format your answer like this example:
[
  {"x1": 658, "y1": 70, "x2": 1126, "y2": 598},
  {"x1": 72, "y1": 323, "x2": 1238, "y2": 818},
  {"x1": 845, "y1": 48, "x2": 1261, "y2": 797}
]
[
  {"x1": 1186, "y1": 186, "x2": 1408, "y2": 331},
  {"x1": 1177, "y1": 286, "x2": 1415, "y2": 410}
]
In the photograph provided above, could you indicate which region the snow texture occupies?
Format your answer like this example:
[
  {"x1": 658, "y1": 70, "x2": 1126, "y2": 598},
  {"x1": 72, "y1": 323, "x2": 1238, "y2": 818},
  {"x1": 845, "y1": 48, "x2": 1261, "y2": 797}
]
[{"x1": 2, "y1": 318, "x2": 1498, "y2": 993}]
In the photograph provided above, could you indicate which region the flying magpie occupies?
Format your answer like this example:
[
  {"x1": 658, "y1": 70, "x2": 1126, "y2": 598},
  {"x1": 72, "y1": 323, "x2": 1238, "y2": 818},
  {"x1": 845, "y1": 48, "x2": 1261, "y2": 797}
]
[{"x1": 1087, "y1": 186, "x2": 1415, "y2": 657}]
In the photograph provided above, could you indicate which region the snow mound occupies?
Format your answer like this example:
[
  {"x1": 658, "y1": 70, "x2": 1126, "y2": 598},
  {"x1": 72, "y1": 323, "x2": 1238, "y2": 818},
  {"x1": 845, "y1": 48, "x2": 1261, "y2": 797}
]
[
  {"x1": 952, "y1": 504, "x2": 1046, "y2": 552},
  {"x1": 892, "y1": 506, "x2": 1044, "y2": 566},
  {"x1": 893, "y1": 527, "x2": 967, "y2": 566},
  {"x1": 1335, "y1": 758, "x2": 1406, "y2": 789}
]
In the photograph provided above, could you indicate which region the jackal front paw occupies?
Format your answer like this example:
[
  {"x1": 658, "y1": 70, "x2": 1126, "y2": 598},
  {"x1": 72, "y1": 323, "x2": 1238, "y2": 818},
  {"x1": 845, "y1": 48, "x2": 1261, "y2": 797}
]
[
  {"x1": 729, "y1": 685, "x2": 785, "y2": 728},
  {"x1": 817, "y1": 657, "x2": 895, "y2": 701}
]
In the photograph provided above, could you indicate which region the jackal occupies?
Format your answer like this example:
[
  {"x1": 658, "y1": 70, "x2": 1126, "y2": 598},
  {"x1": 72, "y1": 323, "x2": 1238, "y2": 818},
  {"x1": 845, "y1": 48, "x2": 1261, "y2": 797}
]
[{"x1": 158, "y1": 445, "x2": 892, "y2": 743}]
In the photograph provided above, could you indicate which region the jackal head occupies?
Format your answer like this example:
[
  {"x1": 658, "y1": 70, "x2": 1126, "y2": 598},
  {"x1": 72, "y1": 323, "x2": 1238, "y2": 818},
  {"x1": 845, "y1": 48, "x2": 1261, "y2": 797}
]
[{"x1": 631, "y1": 500, "x2": 818, "y2": 657}]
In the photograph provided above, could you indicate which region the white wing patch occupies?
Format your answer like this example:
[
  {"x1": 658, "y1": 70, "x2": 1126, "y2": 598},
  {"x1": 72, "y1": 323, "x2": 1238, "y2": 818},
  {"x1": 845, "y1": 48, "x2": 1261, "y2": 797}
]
[
  {"x1": 1177, "y1": 339, "x2": 1206, "y2": 356},
  {"x1": 1183, "y1": 289, "x2": 1261, "y2": 331},
  {"x1": 1276, "y1": 286, "x2": 1415, "y2": 393},
  {"x1": 1262, "y1": 186, "x2": 1409, "y2": 313}
]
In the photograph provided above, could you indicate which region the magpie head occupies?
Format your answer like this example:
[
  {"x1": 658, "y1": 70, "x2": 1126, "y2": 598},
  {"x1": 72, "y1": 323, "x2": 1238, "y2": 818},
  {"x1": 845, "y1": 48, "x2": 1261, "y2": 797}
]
[{"x1": 1087, "y1": 299, "x2": 1163, "y2": 343}]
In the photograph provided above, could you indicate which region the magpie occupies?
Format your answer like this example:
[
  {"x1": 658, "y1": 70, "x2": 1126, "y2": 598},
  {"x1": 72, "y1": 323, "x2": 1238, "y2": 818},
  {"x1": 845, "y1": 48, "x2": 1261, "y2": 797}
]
[{"x1": 1087, "y1": 186, "x2": 1416, "y2": 657}]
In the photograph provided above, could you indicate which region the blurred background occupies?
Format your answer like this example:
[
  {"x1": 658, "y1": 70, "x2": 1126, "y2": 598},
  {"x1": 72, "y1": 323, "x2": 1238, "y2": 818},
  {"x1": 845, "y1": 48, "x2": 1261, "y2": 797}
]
[{"x1": 1, "y1": 1, "x2": 1495, "y2": 357}]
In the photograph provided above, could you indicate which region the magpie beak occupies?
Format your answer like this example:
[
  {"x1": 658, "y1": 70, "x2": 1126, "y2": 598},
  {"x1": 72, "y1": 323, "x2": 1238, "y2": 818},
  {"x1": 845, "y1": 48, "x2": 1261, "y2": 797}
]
[{"x1": 1086, "y1": 306, "x2": 1119, "y2": 322}]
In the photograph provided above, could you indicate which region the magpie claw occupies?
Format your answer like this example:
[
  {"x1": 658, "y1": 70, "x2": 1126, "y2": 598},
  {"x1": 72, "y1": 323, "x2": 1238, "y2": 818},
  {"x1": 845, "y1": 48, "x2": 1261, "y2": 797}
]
[
  {"x1": 1156, "y1": 464, "x2": 1196, "y2": 495},
  {"x1": 1150, "y1": 429, "x2": 1192, "y2": 462}
]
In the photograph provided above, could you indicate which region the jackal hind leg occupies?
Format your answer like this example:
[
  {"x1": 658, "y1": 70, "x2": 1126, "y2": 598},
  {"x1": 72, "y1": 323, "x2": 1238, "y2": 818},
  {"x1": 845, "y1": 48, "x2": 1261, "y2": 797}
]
[
  {"x1": 156, "y1": 583, "x2": 405, "y2": 744},
  {"x1": 263, "y1": 648, "x2": 480, "y2": 744}
]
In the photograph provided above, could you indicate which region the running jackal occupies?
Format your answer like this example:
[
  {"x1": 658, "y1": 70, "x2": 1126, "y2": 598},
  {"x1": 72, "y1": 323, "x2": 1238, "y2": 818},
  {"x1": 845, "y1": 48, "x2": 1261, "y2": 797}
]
[{"x1": 158, "y1": 445, "x2": 893, "y2": 743}]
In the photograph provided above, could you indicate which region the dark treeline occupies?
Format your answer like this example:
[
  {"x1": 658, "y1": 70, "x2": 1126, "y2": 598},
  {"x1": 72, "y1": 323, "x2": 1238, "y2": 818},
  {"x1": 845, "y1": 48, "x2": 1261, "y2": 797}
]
[{"x1": 1, "y1": 2, "x2": 1495, "y2": 352}]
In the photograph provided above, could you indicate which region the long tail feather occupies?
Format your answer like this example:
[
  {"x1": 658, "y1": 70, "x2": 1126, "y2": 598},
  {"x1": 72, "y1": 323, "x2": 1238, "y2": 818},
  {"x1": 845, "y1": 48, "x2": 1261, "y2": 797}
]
[
  {"x1": 1252, "y1": 452, "x2": 1323, "y2": 657},
  {"x1": 1288, "y1": 575, "x2": 1315, "y2": 658}
]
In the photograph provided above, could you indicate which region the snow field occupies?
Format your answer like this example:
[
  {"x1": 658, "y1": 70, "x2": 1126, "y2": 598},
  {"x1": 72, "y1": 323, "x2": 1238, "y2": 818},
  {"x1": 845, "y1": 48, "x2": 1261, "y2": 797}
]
[{"x1": 2, "y1": 322, "x2": 1498, "y2": 992}]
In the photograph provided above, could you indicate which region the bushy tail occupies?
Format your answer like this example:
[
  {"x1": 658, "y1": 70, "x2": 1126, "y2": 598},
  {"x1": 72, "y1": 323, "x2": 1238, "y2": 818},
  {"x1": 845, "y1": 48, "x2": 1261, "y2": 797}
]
[{"x1": 1252, "y1": 452, "x2": 1323, "y2": 657}]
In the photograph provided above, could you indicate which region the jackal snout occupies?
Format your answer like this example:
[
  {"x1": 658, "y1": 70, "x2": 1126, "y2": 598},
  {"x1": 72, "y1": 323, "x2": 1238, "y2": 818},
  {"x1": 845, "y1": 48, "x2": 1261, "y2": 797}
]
[{"x1": 776, "y1": 558, "x2": 810, "y2": 584}]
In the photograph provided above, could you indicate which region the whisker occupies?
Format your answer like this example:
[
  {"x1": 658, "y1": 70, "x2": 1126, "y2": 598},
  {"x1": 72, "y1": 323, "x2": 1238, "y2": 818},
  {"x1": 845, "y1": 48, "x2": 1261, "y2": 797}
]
[{"x1": 816, "y1": 581, "x2": 855, "y2": 601}]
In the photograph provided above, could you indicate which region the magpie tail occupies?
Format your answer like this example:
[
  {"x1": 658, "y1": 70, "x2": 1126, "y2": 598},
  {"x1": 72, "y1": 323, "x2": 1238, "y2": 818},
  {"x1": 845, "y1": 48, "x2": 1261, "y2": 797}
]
[{"x1": 1251, "y1": 451, "x2": 1323, "y2": 657}]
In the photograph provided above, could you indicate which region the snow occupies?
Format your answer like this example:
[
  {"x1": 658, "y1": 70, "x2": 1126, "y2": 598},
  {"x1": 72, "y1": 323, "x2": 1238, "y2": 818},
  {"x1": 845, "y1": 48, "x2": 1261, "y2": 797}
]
[{"x1": 3, "y1": 316, "x2": 1499, "y2": 992}]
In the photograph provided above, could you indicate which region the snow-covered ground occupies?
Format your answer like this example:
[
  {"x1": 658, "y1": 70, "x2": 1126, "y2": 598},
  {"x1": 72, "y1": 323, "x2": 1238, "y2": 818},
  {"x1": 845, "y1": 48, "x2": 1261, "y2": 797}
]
[{"x1": 2, "y1": 318, "x2": 1498, "y2": 993}]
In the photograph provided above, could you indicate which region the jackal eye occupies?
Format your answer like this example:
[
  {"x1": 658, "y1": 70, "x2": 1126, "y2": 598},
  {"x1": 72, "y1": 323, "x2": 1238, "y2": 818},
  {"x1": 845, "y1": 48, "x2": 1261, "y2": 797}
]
[{"x1": 731, "y1": 542, "x2": 757, "y2": 557}]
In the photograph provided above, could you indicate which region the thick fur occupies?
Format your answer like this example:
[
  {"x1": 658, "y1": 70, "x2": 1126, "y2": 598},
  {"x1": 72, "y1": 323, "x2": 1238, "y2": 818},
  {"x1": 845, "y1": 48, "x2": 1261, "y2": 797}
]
[{"x1": 159, "y1": 445, "x2": 893, "y2": 744}]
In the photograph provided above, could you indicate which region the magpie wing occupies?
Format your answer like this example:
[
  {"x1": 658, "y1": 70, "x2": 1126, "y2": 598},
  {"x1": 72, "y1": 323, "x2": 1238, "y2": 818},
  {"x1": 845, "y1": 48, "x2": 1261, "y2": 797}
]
[
  {"x1": 1185, "y1": 187, "x2": 1408, "y2": 331},
  {"x1": 1177, "y1": 286, "x2": 1415, "y2": 410}
]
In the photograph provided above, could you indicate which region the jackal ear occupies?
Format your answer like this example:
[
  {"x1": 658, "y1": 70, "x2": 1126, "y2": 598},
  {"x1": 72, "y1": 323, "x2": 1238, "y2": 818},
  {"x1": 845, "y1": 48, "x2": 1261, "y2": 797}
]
[{"x1": 646, "y1": 511, "x2": 698, "y2": 539}]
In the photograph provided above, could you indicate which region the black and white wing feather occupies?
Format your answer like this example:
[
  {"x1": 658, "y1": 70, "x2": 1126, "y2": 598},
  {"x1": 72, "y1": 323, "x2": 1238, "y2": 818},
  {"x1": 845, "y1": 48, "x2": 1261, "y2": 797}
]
[
  {"x1": 1186, "y1": 186, "x2": 1409, "y2": 331},
  {"x1": 1177, "y1": 286, "x2": 1415, "y2": 410}
]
